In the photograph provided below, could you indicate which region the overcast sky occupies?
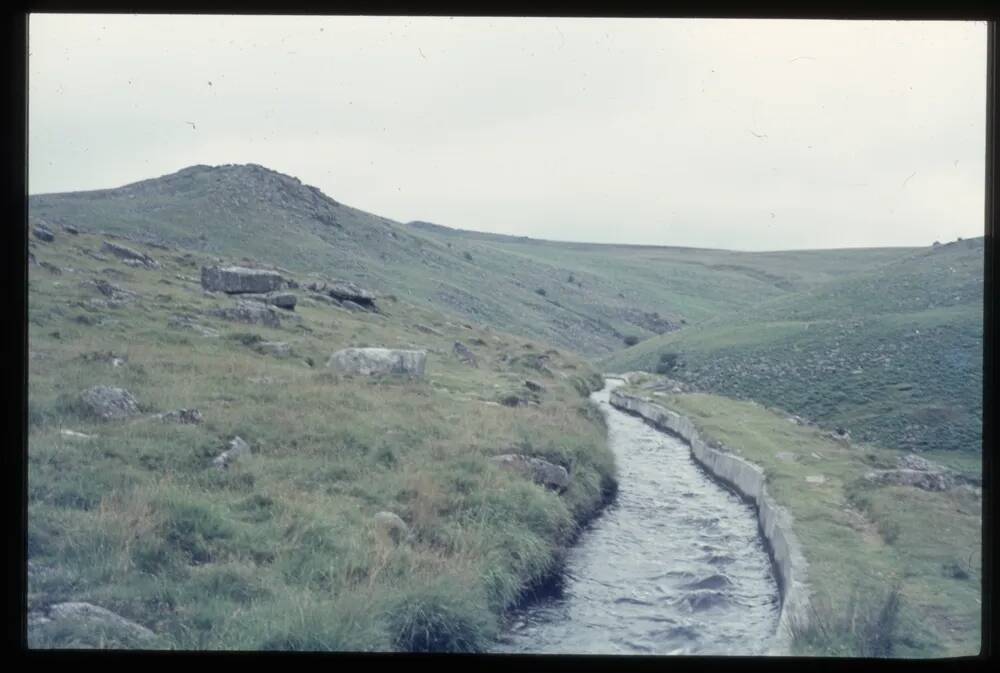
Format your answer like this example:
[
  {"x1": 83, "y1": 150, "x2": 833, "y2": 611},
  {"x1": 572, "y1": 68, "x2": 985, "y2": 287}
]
[{"x1": 28, "y1": 15, "x2": 987, "y2": 250}]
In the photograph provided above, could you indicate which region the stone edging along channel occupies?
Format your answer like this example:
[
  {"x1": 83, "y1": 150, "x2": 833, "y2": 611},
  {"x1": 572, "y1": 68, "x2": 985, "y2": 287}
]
[{"x1": 608, "y1": 388, "x2": 810, "y2": 655}]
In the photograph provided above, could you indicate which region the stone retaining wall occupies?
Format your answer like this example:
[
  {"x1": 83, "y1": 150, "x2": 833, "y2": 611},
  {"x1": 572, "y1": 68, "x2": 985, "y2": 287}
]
[{"x1": 609, "y1": 389, "x2": 810, "y2": 655}]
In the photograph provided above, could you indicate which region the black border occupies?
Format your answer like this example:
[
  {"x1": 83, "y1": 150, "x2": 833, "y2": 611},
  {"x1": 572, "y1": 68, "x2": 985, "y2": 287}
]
[{"x1": 6, "y1": 3, "x2": 998, "y2": 671}]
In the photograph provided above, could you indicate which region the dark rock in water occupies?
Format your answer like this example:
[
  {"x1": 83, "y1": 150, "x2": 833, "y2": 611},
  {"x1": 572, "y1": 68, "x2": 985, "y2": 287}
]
[
  {"x1": 40, "y1": 261, "x2": 63, "y2": 275},
  {"x1": 682, "y1": 574, "x2": 735, "y2": 591},
  {"x1": 201, "y1": 265, "x2": 284, "y2": 294},
  {"x1": 63, "y1": 224, "x2": 80, "y2": 235},
  {"x1": 341, "y1": 300, "x2": 365, "y2": 312},
  {"x1": 209, "y1": 300, "x2": 281, "y2": 327},
  {"x1": 32, "y1": 225, "x2": 55, "y2": 242},
  {"x1": 28, "y1": 251, "x2": 38, "y2": 266},
  {"x1": 490, "y1": 453, "x2": 570, "y2": 492},
  {"x1": 680, "y1": 590, "x2": 729, "y2": 612},
  {"x1": 158, "y1": 408, "x2": 204, "y2": 424},
  {"x1": 453, "y1": 341, "x2": 478, "y2": 367},
  {"x1": 28, "y1": 602, "x2": 158, "y2": 647},
  {"x1": 102, "y1": 241, "x2": 160, "y2": 269},
  {"x1": 81, "y1": 386, "x2": 140, "y2": 421},
  {"x1": 327, "y1": 348, "x2": 426, "y2": 377}
]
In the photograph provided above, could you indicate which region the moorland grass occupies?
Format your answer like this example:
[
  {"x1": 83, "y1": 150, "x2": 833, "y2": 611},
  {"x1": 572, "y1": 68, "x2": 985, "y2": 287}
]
[{"x1": 26, "y1": 232, "x2": 615, "y2": 651}]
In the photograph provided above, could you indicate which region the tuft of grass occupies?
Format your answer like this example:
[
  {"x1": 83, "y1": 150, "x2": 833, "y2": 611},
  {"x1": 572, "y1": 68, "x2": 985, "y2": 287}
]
[
  {"x1": 791, "y1": 584, "x2": 903, "y2": 657},
  {"x1": 382, "y1": 575, "x2": 498, "y2": 652}
]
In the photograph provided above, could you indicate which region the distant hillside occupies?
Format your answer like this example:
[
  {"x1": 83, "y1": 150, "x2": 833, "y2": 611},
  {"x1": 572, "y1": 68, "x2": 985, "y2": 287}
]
[
  {"x1": 30, "y1": 164, "x2": 915, "y2": 356},
  {"x1": 603, "y1": 237, "x2": 985, "y2": 454}
]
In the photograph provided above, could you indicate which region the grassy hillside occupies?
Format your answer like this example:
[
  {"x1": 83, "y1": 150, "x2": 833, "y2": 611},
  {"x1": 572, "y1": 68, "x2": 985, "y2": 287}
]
[
  {"x1": 26, "y1": 229, "x2": 615, "y2": 650},
  {"x1": 604, "y1": 238, "x2": 984, "y2": 454},
  {"x1": 30, "y1": 164, "x2": 917, "y2": 356},
  {"x1": 617, "y1": 383, "x2": 981, "y2": 657}
]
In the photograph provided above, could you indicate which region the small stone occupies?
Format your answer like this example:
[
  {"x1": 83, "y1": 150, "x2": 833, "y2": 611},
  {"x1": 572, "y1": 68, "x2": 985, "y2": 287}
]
[
  {"x1": 373, "y1": 511, "x2": 410, "y2": 545},
  {"x1": 158, "y1": 408, "x2": 204, "y2": 424},
  {"x1": 32, "y1": 225, "x2": 55, "y2": 242},
  {"x1": 453, "y1": 341, "x2": 478, "y2": 367},
  {"x1": 490, "y1": 454, "x2": 570, "y2": 492},
  {"x1": 213, "y1": 436, "x2": 250, "y2": 469}
]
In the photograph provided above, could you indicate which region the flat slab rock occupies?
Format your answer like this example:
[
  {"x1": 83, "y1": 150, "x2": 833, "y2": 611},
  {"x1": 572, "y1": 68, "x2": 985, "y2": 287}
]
[
  {"x1": 102, "y1": 241, "x2": 160, "y2": 269},
  {"x1": 327, "y1": 348, "x2": 426, "y2": 377},
  {"x1": 490, "y1": 453, "x2": 570, "y2": 492},
  {"x1": 209, "y1": 300, "x2": 281, "y2": 328},
  {"x1": 28, "y1": 602, "x2": 157, "y2": 646},
  {"x1": 201, "y1": 265, "x2": 284, "y2": 294},
  {"x1": 81, "y1": 386, "x2": 140, "y2": 421}
]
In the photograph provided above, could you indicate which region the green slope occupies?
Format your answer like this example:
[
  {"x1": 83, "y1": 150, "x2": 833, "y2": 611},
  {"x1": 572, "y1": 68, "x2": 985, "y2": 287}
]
[
  {"x1": 30, "y1": 163, "x2": 916, "y2": 357},
  {"x1": 27, "y1": 228, "x2": 613, "y2": 650},
  {"x1": 602, "y1": 238, "x2": 985, "y2": 454}
]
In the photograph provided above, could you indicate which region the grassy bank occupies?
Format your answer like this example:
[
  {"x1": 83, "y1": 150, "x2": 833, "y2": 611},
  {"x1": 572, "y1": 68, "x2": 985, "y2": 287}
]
[
  {"x1": 26, "y1": 231, "x2": 615, "y2": 650},
  {"x1": 616, "y1": 384, "x2": 981, "y2": 657}
]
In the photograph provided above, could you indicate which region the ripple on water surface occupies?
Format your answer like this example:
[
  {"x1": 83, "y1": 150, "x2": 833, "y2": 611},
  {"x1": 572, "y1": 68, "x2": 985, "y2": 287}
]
[{"x1": 493, "y1": 381, "x2": 780, "y2": 655}]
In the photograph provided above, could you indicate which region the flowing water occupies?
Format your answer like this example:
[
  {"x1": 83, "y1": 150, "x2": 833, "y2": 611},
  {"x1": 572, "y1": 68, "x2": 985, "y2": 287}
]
[{"x1": 493, "y1": 379, "x2": 781, "y2": 655}]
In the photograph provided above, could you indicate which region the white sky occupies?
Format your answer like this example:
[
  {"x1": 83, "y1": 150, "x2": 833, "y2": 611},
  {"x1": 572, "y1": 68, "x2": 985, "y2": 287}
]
[{"x1": 28, "y1": 15, "x2": 987, "y2": 250}]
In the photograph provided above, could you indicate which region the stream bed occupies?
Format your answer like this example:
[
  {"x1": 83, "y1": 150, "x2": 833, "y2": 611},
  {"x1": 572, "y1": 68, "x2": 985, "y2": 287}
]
[{"x1": 493, "y1": 379, "x2": 781, "y2": 655}]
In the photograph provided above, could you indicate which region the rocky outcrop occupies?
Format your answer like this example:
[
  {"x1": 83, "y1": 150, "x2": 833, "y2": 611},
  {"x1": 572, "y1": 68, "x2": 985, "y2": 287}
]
[
  {"x1": 102, "y1": 241, "x2": 160, "y2": 269},
  {"x1": 28, "y1": 602, "x2": 158, "y2": 647},
  {"x1": 81, "y1": 386, "x2": 140, "y2": 421},
  {"x1": 201, "y1": 265, "x2": 284, "y2": 294},
  {"x1": 609, "y1": 389, "x2": 809, "y2": 655},
  {"x1": 209, "y1": 300, "x2": 281, "y2": 328},
  {"x1": 213, "y1": 436, "x2": 250, "y2": 469},
  {"x1": 865, "y1": 454, "x2": 961, "y2": 492},
  {"x1": 452, "y1": 341, "x2": 478, "y2": 367},
  {"x1": 489, "y1": 454, "x2": 570, "y2": 492},
  {"x1": 327, "y1": 348, "x2": 426, "y2": 378}
]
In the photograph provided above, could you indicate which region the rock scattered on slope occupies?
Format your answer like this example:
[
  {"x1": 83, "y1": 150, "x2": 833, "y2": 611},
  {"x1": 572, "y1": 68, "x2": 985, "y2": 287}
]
[
  {"x1": 213, "y1": 436, "x2": 250, "y2": 469},
  {"x1": 865, "y1": 468, "x2": 954, "y2": 492},
  {"x1": 255, "y1": 341, "x2": 291, "y2": 358},
  {"x1": 28, "y1": 602, "x2": 158, "y2": 647},
  {"x1": 167, "y1": 314, "x2": 220, "y2": 337},
  {"x1": 307, "y1": 280, "x2": 377, "y2": 309},
  {"x1": 241, "y1": 291, "x2": 298, "y2": 310},
  {"x1": 32, "y1": 225, "x2": 55, "y2": 242},
  {"x1": 201, "y1": 265, "x2": 284, "y2": 294},
  {"x1": 490, "y1": 454, "x2": 570, "y2": 492},
  {"x1": 452, "y1": 341, "x2": 478, "y2": 367},
  {"x1": 373, "y1": 511, "x2": 410, "y2": 545},
  {"x1": 81, "y1": 386, "x2": 140, "y2": 421},
  {"x1": 524, "y1": 380, "x2": 544, "y2": 393},
  {"x1": 327, "y1": 348, "x2": 426, "y2": 378},
  {"x1": 209, "y1": 300, "x2": 281, "y2": 328},
  {"x1": 102, "y1": 241, "x2": 160, "y2": 269},
  {"x1": 158, "y1": 408, "x2": 204, "y2": 424}
]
